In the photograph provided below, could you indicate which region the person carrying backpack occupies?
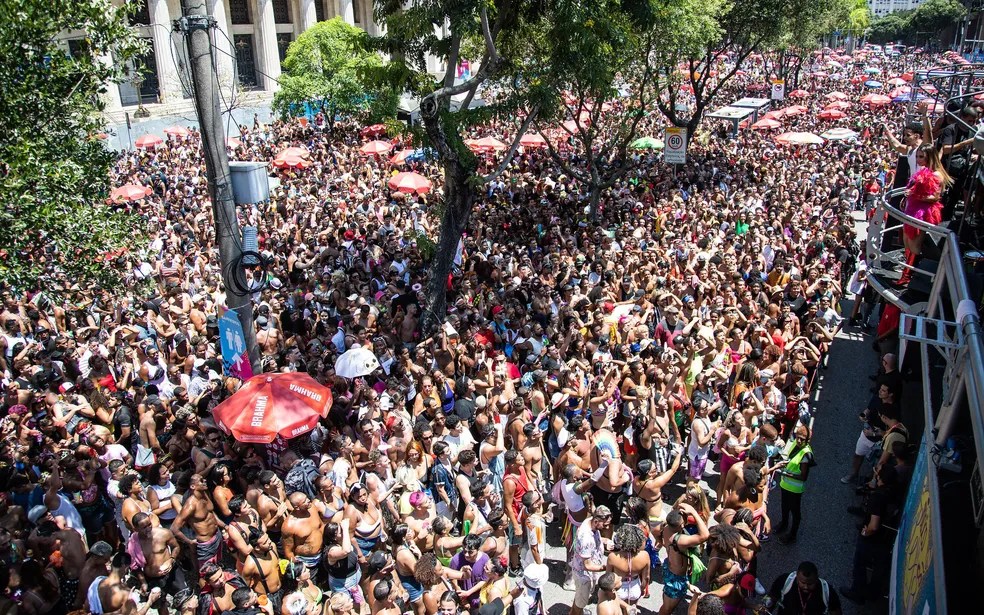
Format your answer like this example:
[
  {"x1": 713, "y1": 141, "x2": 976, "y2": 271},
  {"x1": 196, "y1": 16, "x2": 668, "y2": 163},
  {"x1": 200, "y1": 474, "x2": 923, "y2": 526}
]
[{"x1": 767, "y1": 561, "x2": 842, "y2": 615}]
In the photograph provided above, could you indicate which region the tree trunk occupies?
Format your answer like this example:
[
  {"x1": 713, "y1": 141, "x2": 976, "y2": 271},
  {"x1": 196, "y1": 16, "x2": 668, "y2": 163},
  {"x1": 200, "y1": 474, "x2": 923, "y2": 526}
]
[
  {"x1": 422, "y1": 161, "x2": 474, "y2": 335},
  {"x1": 588, "y1": 183, "x2": 602, "y2": 221}
]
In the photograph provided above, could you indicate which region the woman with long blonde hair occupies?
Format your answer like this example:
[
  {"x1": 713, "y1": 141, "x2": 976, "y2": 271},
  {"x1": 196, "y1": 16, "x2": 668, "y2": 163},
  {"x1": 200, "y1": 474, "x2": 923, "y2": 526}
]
[{"x1": 903, "y1": 144, "x2": 952, "y2": 260}]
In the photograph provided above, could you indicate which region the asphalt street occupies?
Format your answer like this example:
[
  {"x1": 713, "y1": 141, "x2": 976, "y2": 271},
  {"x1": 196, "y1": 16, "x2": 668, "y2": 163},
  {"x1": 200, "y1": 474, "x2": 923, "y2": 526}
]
[{"x1": 538, "y1": 213, "x2": 886, "y2": 615}]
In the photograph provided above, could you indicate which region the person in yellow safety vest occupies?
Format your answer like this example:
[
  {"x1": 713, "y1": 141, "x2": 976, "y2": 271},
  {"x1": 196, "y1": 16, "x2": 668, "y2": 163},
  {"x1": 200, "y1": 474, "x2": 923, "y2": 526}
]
[{"x1": 775, "y1": 424, "x2": 815, "y2": 545}]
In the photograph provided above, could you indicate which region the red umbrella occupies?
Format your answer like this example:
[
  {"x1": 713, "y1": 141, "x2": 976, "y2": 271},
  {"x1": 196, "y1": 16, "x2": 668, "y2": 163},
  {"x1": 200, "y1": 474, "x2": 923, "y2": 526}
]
[
  {"x1": 520, "y1": 133, "x2": 548, "y2": 148},
  {"x1": 826, "y1": 91, "x2": 849, "y2": 101},
  {"x1": 271, "y1": 156, "x2": 311, "y2": 169},
  {"x1": 784, "y1": 105, "x2": 808, "y2": 116},
  {"x1": 212, "y1": 373, "x2": 333, "y2": 443},
  {"x1": 360, "y1": 140, "x2": 393, "y2": 155},
  {"x1": 226, "y1": 138, "x2": 242, "y2": 148},
  {"x1": 825, "y1": 100, "x2": 852, "y2": 110},
  {"x1": 163, "y1": 126, "x2": 191, "y2": 138},
  {"x1": 468, "y1": 137, "x2": 507, "y2": 153},
  {"x1": 888, "y1": 86, "x2": 911, "y2": 99},
  {"x1": 108, "y1": 184, "x2": 152, "y2": 203},
  {"x1": 887, "y1": 77, "x2": 906, "y2": 87},
  {"x1": 788, "y1": 89, "x2": 810, "y2": 98},
  {"x1": 750, "y1": 118, "x2": 782, "y2": 130},
  {"x1": 360, "y1": 124, "x2": 387, "y2": 138},
  {"x1": 390, "y1": 150, "x2": 413, "y2": 165},
  {"x1": 388, "y1": 171, "x2": 432, "y2": 195},
  {"x1": 134, "y1": 134, "x2": 164, "y2": 149},
  {"x1": 94, "y1": 132, "x2": 109, "y2": 140},
  {"x1": 762, "y1": 110, "x2": 786, "y2": 120},
  {"x1": 860, "y1": 94, "x2": 891, "y2": 107},
  {"x1": 901, "y1": 72, "x2": 914, "y2": 82},
  {"x1": 818, "y1": 109, "x2": 846, "y2": 120}
]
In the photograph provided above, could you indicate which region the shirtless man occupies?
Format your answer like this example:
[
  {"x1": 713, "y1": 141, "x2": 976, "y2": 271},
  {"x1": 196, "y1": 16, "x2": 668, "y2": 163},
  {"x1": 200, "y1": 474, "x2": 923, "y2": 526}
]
[
  {"x1": 281, "y1": 492, "x2": 325, "y2": 576},
  {"x1": 170, "y1": 473, "x2": 224, "y2": 571},
  {"x1": 372, "y1": 580, "x2": 402, "y2": 615},
  {"x1": 135, "y1": 401, "x2": 162, "y2": 469},
  {"x1": 398, "y1": 304, "x2": 419, "y2": 347},
  {"x1": 75, "y1": 541, "x2": 114, "y2": 610},
  {"x1": 241, "y1": 527, "x2": 283, "y2": 613},
  {"x1": 256, "y1": 318, "x2": 282, "y2": 357},
  {"x1": 253, "y1": 471, "x2": 290, "y2": 543},
  {"x1": 596, "y1": 572, "x2": 632, "y2": 615},
  {"x1": 28, "y1": 506, "x2": 87, "y2": 609},
  {"x1": 521, "y1": 424, "x2": 546, "y2": 494},
  {"x1": 130, "y1": 512, "x2": 183, "y2": 615},
  {"x1": 659, "y1": 504, "x2": 710, "y2": 615},
  {"x1": 86, "y1": 552, "x2": 160, "y2": 615}
]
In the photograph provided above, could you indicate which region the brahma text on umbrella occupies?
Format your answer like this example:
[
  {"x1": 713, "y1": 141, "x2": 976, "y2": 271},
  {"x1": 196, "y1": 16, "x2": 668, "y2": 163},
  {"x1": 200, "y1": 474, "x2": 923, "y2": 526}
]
[
  {"x1": 288, "y1": 383, "x2": 324, "y2": 402},
  {"x1": 251, "y1": 396, "x2": 269, "y2": 426}
]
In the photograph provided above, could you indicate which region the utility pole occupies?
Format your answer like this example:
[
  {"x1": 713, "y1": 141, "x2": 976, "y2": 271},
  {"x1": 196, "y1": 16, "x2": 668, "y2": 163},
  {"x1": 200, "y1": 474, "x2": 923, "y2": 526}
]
[{"x1": 177, "y1": 0, "x2": 259, "y2": 373}]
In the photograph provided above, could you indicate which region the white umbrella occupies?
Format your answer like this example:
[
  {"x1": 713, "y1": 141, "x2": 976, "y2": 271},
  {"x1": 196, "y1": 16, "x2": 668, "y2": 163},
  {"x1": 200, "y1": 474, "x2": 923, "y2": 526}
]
[
  {"x1": 334, "y1": 346, "x2": 381, "y2": 378},
  {"x1": 820, "y1": 127, "x2": 858, "y2": 141}
]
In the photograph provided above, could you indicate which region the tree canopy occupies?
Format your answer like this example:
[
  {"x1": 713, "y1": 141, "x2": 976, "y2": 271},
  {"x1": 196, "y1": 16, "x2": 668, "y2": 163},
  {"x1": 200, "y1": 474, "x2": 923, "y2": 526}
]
[
  {"x1": 867, "y1": 0, "x2": 966, "y2": 45},
  {"x1": 274, "y1": 17, "x2": 397, "y2": 127},
  {"x1": 0, "y1": 0, "x2": 143, "y2": 293}
]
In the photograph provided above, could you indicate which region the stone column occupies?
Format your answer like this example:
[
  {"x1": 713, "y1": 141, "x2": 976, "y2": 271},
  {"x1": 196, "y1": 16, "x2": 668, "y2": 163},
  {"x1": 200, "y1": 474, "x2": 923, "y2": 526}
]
[
  {"x1": 100, "y1": 52, "x2": 124, "y2": 112},
  {"x1": 148, "y1": 0, "x2": 182, "y2": 103},
  {"x1": 255, "y1": 0, "x2": 282, "y2": 90},
  {"x1": 339, "y1": 0, "x2": 354, "y2": 25},
  {"x1": 299, "y1": 0, "x2": 318, "y2": 31},
  {"x1": 208, "y1": 0, "x2": 235, "y2": 87}
]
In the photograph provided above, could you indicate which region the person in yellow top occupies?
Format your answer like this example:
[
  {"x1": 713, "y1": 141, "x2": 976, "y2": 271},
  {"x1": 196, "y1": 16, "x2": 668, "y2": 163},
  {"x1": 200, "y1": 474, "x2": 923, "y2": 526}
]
[
  {"x1": 479, "y1": 557, "x2": 512, "y2": 605},
  {"x1": 775, "y1": 424, "x2": 814, "y2": 544}
]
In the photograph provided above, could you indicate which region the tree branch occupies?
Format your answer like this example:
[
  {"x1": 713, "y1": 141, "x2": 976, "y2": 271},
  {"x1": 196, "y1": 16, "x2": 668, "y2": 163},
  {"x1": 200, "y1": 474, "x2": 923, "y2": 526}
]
[
  {"x1": 443, "y1": 32, "x2": 462, "y2": 90},
  {"x1": 480, "y1": 105, "x2": 540, "y2": 184}
]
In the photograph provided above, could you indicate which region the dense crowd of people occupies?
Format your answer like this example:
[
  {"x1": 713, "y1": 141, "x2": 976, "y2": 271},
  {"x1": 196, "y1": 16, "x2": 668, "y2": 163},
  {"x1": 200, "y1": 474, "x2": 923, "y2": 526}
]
[{"x1": 0, "y1": 46, "x2": 969, "y2": 615}]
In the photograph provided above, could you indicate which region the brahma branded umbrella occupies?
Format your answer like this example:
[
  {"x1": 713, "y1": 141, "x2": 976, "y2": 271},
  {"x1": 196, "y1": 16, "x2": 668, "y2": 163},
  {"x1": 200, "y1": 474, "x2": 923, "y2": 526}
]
[
  {"x1": 163, "y1": 126, "x2": 191, "y2": 137},
  {"x1": 212, "y1": 373, "x2": 333, "y2": 443},
  {"x1": 750, "y1": 118, "x2": 782, "y2": 130}
]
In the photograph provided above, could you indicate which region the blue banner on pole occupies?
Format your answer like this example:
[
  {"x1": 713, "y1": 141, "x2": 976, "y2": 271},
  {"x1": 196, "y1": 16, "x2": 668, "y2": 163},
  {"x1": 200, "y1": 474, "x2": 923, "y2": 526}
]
[
  {"x1": 218, "y1": 307, "x2": 253, "y2": 381},
  {"x1": 889, "y1": 431, "x2": 946, "y2": 615}
]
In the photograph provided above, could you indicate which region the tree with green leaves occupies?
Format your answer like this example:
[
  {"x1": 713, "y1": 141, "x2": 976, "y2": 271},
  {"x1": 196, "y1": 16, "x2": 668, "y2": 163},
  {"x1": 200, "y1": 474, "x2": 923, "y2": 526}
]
[
  {"x1": 652, "y1": 0, "x2": 793, "y2": 141},
  {"x1": 274, "y1": 17, "x2": 397, "y2": 130},
  {"x1": 371, "y1": 0, "x2": 562, "y2": 327},
  {"x1": 529, "y1": 0, "x2": 660, "y2": 220},
  {"x1": 0, "y1": 0, "x2": 143, "y2": 294},
  {"x1": 867, "y1": 11, "x2": 913, "y2": 44},
  {"x1": 910, "y1": 0, "x2": 966, "y2": 39}
]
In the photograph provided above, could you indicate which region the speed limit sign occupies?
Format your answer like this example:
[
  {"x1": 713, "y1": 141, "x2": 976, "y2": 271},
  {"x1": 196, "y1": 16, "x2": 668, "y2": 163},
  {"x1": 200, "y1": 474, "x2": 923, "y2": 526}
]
[{"x1": 664, "y1": 127, "x2": 687, "y2": 164}]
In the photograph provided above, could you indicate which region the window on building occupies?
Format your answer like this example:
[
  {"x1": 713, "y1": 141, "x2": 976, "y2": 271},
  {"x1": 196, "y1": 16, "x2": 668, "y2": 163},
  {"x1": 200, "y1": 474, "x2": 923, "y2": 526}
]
[
  {"x1": 315, "y1": 0, "x2": 326, "y2": 22},
  {"x1": 117, "y1": 38, "x2": 160, "y2": 106},
  {"x1": 130, "y1": 0, "x2": 151, "y2": 26},
  {"x1": 353, "y1": 0, "x2": 362, "y2": 23},
  {"x1": 66, "y1": 38, "x2": 91, "y2": 60},
  {"x1": 230, "y1": 0, "x2": 251, "y2": 25},
  {"x1": 277, "y1": 33, "x2": 293, "y2": 63},
  {"x1": 233, "y1": 34, "x2": 259, "y2": 89},
  {"x1": 273, "y1": 0, "x2": 291, "y2": 23}
]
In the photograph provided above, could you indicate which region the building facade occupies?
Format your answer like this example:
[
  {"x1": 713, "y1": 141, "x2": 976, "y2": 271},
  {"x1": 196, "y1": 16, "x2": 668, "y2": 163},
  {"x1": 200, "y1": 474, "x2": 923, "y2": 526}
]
[
  {"x1": 57, "y1": 0, "x2": 383, "y2": 119},
  {"x1": 868, "y1": 0, "x2": 927, "y2": 19}
]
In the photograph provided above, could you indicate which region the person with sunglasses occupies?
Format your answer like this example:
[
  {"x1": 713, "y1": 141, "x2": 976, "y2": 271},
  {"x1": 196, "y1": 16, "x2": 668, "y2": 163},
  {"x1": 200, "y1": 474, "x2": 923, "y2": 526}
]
[{"x1": 774, "y1": 424, "x2": 815, "y2": 544}]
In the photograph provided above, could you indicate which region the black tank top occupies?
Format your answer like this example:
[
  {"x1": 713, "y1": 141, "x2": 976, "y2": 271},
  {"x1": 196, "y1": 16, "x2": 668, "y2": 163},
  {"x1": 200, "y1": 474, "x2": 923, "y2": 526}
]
[{"x1": 326, "y1": 548, "x2": 358, "y2": 580}]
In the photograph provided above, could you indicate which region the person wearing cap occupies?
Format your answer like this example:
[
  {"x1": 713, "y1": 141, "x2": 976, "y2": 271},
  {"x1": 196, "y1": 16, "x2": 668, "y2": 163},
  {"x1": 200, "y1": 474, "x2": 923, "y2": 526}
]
[
  {"x1": 569, "y1": 505, "x2": 612, "y2": 615},
  {"x1": 75, "y1": 540, "x2": 115, "y2": 609},
  {"x1": 507, "y1": 562, "x2": 548, "y2": 615}
]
